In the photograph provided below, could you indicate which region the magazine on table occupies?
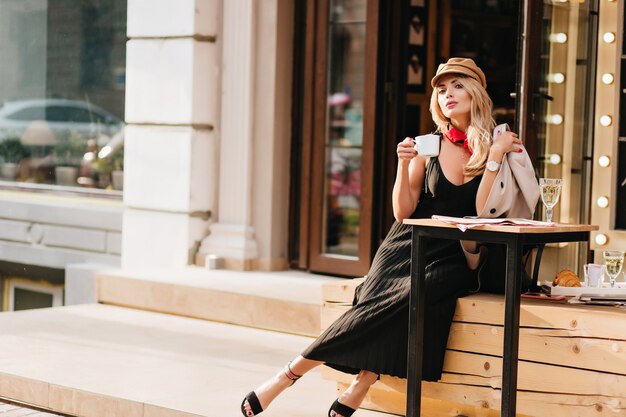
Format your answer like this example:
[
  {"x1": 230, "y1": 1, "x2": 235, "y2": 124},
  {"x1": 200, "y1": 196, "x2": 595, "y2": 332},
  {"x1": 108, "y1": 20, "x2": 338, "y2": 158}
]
[{"x1": 431, "y1": 215, "x2": 556, "y2": 231}]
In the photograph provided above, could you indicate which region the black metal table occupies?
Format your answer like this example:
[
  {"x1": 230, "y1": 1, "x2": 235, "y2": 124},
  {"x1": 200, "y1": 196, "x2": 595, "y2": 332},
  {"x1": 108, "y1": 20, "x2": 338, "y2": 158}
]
[{"x1": 403, "y1": 219, "x2": 598, "y2": 417}]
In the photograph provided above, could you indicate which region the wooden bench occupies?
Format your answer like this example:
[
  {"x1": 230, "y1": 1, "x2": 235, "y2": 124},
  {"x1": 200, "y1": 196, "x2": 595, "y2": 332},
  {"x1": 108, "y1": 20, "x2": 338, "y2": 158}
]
[{"x1": 321, "y1": 279, "x2": 626, "y2": 417}]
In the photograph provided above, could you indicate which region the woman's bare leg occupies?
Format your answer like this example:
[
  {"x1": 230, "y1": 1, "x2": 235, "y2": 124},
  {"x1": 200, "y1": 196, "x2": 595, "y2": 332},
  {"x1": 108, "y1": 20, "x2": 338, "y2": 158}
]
[
  {"x1": 242, "y1": 355, "x2": 323, "y2": 415},
  {"x1": 330, "y1": 370, "x2": 379, "y2": 417}
]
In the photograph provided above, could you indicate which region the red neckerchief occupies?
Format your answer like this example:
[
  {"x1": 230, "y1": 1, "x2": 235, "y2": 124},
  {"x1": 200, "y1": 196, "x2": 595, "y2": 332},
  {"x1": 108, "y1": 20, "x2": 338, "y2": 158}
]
[{"x1": 444, "y1": 127, "x2": 472, "y2": 155}]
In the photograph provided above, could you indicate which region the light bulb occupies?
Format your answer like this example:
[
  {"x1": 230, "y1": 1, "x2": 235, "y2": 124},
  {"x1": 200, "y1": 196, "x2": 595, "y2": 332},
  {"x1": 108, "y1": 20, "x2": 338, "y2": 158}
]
[
  {"x1": 548, "y1": 73, "x2": 565, "y2": 84},
  {"x1": 603, "y1": 32, "x2": 616, "y2": 43},
  {"x1": 597, "y1": 196, "x2": 609, "y2": 208},
  {"x1": 548, "y1": 114, "x2": 564, "y2": 125},
  {"x1": 598, "y1": 155, "x2": 611, "y2": 167},
  {"x1": 549, "y1": 154, "x2": 562, "y2": 165},
  {"x1": 595, "y1": 233, "x2": 608, "y2": 246},
  {"x1": 602, "y1": 73, "x2": 614, "y2": 84},
  {"x1": 600, "y1": 115, "x2": 612, "y2": 126},
  {"x1": 549, "y1": 33, "x2": 568, "y2": 43}
]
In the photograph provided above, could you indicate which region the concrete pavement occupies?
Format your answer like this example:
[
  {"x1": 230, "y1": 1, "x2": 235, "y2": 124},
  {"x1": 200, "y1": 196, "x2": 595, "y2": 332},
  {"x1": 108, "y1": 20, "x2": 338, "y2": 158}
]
[{"x1": 0, "y1": 304, "x2": 391, "y2": 416}]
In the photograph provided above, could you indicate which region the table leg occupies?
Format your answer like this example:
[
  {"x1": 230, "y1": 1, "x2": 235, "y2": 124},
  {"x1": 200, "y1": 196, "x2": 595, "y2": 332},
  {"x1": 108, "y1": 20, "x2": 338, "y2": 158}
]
[
  {"x1": 407, "y1": 230, "x2": 426, "y2": 417},
  {"x1": 502, "y1": 236, "x2": 524, "y2": 416}
]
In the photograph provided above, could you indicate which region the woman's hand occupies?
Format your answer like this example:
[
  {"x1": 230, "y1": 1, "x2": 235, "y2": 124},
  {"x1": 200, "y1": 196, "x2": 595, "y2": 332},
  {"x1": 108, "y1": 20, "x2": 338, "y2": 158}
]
[
  {"x1": 490, "y1": 131, "x2": 523, "y2": 158},
  {"x1": 397, "y1": 137, "x2": 417, "y2": 161},
  {"x1": 393, "y1": 137, "x2": 425, "y2": 221}
]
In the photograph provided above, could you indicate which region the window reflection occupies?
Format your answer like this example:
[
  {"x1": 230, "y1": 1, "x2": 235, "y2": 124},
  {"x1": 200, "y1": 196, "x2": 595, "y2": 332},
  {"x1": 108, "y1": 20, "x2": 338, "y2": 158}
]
[
  {"x1": 323, "y1": 0, "x2": 366, "y2": 257},
  {"x1": 0, "y1": 0, "x2": 126, "y2": 191}
]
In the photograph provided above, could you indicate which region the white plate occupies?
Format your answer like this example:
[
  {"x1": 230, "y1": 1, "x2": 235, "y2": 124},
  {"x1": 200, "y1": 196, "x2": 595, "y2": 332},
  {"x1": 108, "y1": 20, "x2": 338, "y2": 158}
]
[{"x1": 545, "y1": 281, "x2": 626, "y2": 296}]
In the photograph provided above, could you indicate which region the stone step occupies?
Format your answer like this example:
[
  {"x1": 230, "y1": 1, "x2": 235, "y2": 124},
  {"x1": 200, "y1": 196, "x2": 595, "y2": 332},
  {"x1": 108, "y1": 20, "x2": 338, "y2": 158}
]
[
  {"x1": 96, "y1": 267, "x2": 344, "y2": 337},
  {"x1": 0, "y1": 304, "x2": 392, "y2": 417},
  {"x1": 0, "y1": 399, "x2": 63, "y2": 416}
]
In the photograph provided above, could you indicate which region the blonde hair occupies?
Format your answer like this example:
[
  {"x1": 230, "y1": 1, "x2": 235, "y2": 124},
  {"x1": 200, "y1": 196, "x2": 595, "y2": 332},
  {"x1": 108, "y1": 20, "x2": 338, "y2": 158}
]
[{"x1": 429, "y1": 75, "x2": 496, "y2": 176}]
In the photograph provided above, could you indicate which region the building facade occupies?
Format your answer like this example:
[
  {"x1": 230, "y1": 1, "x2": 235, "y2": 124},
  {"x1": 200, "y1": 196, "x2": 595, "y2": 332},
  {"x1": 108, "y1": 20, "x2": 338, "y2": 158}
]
[{"x1": 0, "y1": 0, "x2": 624, "y2": 311}]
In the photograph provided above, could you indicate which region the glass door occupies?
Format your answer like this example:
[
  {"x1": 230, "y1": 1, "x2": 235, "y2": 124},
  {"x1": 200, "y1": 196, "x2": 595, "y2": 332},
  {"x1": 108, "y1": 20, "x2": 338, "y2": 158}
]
[{"x1": 302, "y1": 0, "x2": 380, "y2": 277}]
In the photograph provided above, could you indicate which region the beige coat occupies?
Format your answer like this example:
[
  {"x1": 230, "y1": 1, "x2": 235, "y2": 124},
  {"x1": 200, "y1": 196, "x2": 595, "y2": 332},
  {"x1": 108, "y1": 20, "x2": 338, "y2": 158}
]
[
  {"x1": 462, "y1": 128, "x2": 541, "y2": 270},
  {"x1": 477, "y1": 134, "x2": 540, "y2": 219}
]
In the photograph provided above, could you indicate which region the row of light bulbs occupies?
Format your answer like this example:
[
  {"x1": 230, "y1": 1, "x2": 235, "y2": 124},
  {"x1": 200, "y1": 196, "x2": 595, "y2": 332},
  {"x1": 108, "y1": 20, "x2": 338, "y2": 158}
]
[
  {"x1": 547, "y1": 12, "x2": 616, "y2": 246},
  {"x1": 552, "y1": 0, "x2": 617, "y2": 4},
  {"x1": 552, "y1": 0, "x2": 617, "y2": 3},
  {"x1": 544, "y1": 154, "x2": 610, "y2": 167},
  {"x1": 549, "y1": 32, "x2": 616, "y2": 45},
  {"x1": 594, "y1": 2, "x2": 616, "y2": 246},
  {"x1": 547, "y1": 30, "x2": 617, "y2": 126}
]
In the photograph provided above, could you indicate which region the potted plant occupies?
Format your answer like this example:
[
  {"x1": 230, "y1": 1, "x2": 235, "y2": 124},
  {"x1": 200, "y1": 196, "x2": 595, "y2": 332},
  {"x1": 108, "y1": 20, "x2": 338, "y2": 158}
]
[
  {"x1": 109, "y1": 146, "x2": 124, "y2": 190},
  {"x1": 0, "y1": 138, "x2": 31, "y2": 180},
  {"x1": 95, "y1": 146, "x2": 124, "y2": 190},
  {"x1": 53, "y1": 131, "x2": 85, "y2": 186}
]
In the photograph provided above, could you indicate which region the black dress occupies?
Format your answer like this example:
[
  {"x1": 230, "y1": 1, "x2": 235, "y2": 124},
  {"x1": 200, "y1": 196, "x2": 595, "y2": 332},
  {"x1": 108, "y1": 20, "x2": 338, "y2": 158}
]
[{"x1": 302, "y1": 158, "x2": 482, "y2": 381}]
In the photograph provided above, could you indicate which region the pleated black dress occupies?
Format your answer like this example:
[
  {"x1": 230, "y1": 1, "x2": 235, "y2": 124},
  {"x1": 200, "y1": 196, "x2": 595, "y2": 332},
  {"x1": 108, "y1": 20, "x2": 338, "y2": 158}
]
[{"x1": 302, "y1": 157, "x2": 482, "y2": 381}]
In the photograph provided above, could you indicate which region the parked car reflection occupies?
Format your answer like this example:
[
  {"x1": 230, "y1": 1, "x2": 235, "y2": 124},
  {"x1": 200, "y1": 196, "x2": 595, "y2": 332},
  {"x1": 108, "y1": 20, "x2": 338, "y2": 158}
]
[
  {"x1": 0, "y1": 98, "x2": 123, "y2": 143},
  {"x1": 0, "y1": 99, "x2": 124, "y2": 189}
]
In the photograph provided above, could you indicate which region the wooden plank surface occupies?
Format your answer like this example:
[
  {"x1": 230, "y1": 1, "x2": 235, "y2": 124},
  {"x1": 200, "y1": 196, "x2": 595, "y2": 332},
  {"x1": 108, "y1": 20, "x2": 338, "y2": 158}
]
[
  {"x1": 448, "y1": 322, "x2": 626, "y2": 375},
  {"x1": 330, "y1": 369, "x2": 626, "y2": 417},
  {"x1": 321, "y1": 278, "x2": 364, "y2": 303},
  {"x1": 321, "y1": 302, "x2": 352, "y2": 330},
  {"x1": 423, "y1": 383, "x2": 626, "y2": 417},
  {"x1": 441, "y1": 350, "x2": 626, "y2": 397},
  {"x1": 454, "y1": 294, "x2": 626, "y2": 339},
  {"x1": 322, "y1": 284, "x2": 626, "y2": 416}
]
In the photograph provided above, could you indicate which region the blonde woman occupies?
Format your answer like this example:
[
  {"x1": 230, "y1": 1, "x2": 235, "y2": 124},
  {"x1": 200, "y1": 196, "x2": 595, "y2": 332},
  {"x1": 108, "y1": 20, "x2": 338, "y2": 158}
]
[{"x1": 241, "y1": 58, "x2": 527, "y2": 417}]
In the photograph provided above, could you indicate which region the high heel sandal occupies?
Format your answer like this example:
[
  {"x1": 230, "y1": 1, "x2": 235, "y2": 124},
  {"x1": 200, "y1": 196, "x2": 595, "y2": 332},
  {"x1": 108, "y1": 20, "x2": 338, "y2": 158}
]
[
  {"x1": 328, "y1": 399, "x2": 356, "y2": 417},
  {"x1": 240, "y1": 361, "x2": 302, "y2": 416}
]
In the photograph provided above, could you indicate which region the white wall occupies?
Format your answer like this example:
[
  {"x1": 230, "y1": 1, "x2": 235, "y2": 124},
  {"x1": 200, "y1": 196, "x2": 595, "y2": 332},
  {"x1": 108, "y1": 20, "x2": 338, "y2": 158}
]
[
  {"x1": 0, "y1": 191, "x2": 122, "y2": 269},
  {"x1": 122, "y1": 0, "x2": 221, "y2": 268},
  {"x1": 198, "y1": 0, "x2": 294, "y2": 271}
]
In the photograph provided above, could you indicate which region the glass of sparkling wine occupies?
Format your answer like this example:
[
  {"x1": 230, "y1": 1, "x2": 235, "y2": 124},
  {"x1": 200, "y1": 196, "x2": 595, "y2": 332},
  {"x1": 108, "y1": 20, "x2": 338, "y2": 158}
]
[
  {"x1": 603, "y1": 250, "x2": 624, "y2": 288},
  {"x1": 539, "y1": 178, "x2": 562, "y2": 223}
]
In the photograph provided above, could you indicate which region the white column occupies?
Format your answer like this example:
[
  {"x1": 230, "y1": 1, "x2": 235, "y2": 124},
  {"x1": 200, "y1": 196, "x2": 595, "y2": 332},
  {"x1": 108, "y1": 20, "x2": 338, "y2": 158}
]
[
  {"x1": 249, "y1": 0, "x2": 293, "y2": 271},
  {"x1": 199, "y1": 0, "x2": 258, "y2": 269},
  {"x1": 122, "y1": 0, "x2": 220, "y2": 268}
]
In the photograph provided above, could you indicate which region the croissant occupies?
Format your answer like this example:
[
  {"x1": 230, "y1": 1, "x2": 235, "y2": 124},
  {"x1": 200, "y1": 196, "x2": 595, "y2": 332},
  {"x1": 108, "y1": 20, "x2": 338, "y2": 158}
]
[{"x1": 553, "y1": 269, "x2": 581, "y2": 287}]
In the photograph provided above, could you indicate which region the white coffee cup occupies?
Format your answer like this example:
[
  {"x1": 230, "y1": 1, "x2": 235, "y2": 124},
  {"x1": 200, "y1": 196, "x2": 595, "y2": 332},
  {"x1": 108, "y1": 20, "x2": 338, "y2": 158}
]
[
  {"x1": 413, "y1": 134, "x2": 440, "y2": 157},
  {"x1": 583, "y1": 263, "x2": 604, "y2": 288}
]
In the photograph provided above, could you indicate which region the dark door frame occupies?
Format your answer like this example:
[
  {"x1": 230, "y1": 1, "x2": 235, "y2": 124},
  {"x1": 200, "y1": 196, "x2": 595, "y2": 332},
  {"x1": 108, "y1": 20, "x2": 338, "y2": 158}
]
[
  {"x1": 515, "y1": 0, "x2": 542, "y2": 167},
  {"x1": 290, "y1": 0, "x2": 382, "y2": 277}
]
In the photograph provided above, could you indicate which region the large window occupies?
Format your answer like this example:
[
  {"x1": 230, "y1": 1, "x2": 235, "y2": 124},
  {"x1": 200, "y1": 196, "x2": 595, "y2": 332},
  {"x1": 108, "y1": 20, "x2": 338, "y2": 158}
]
[{"x1": 0, "y1": 0, "x2": 126, "y2": 193}]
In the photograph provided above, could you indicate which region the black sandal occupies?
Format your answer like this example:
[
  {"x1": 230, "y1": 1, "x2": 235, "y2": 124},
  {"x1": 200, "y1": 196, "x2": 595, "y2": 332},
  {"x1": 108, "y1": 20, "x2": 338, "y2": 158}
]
[
  {"x1": 240, "y1": 362, "x2": 303, "y2": 416},
  {"x1": 328, "y1": 399, "x2": 356, "y2": 417},
  {"x1": 240, "y1": 391, "x2": 263, "y2": 416}
]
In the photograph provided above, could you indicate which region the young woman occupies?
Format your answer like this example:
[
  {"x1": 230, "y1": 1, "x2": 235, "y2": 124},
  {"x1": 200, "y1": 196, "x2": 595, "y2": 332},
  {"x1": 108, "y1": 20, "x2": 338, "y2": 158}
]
[{"x1": 242, "y1": 57, "x2": 527, "y2": 417}]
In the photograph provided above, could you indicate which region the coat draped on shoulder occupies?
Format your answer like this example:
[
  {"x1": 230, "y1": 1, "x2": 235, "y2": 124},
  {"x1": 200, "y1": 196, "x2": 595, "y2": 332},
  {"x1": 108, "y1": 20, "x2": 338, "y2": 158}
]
[{"x1": 477, "y1": 125, "x2": 540, "y2": 219}]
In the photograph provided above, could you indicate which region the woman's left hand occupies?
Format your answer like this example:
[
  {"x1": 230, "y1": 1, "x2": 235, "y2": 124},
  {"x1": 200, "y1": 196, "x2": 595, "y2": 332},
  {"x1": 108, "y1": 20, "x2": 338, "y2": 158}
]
[{"x1": 490, "y1": 131, "x2": 523, "y2": 157}]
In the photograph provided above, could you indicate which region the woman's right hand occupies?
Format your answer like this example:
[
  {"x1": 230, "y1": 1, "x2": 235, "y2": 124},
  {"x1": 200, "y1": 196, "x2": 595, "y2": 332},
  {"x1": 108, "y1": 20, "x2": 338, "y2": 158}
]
[
  {"x1": 393, "y1": 136, "x2": 424, "y2": 221},
  {"x1": 397, "y1": 137, "x2": 417, "y2": 162}
]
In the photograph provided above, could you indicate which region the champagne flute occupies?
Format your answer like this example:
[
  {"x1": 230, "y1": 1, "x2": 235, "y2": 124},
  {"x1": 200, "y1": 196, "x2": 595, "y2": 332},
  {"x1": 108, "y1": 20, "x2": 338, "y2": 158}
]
[
  {"x1": 603, "y1": 250, "x2": 624, "y2": 288},
  {"x1": 539, "y1": 178, "x2": 562, "y2": 223}
]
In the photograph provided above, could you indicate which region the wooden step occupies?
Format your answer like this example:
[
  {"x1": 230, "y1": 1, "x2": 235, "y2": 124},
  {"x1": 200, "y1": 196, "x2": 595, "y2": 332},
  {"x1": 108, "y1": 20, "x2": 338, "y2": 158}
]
[
  {"x1": 97, "y1": 267, "x2": 344, "y2": 337},
  {"x1": 321, "y1": 280, "x2": 626, "y2": 416}
]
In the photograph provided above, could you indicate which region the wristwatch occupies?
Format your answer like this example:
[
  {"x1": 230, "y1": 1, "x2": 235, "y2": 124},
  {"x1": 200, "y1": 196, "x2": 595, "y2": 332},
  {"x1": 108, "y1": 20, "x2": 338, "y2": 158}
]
[{"x1": 486, "y1": 160, "x2": 501, "y2": 172}]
